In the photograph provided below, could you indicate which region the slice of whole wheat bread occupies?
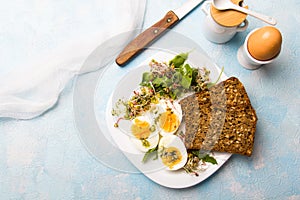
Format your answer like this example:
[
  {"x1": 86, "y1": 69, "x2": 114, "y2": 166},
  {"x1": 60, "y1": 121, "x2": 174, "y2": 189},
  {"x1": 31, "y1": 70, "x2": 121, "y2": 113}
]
[{"x1": 179, "y1": 77, "x2": 257, "y2": 156}]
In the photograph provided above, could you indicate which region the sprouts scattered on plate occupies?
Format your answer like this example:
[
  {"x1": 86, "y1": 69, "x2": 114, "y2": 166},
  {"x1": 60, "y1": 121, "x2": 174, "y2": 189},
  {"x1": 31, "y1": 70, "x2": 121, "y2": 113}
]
[{"x1": 111, "y1": 52, "x2": 222, "y2": 175}]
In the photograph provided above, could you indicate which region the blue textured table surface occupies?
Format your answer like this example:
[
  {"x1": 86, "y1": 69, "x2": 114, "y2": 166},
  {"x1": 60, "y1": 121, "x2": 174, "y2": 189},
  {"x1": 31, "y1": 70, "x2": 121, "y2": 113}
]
[{"x1": 1, "y1": 0, "x2": 299, "y2": 199}]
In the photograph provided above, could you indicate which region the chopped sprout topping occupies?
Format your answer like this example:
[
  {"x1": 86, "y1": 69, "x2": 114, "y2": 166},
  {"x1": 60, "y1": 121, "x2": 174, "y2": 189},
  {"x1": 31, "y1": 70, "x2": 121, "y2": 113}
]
[{"x1": 113, "y1": 52, "x2": 213, "y2": 121}]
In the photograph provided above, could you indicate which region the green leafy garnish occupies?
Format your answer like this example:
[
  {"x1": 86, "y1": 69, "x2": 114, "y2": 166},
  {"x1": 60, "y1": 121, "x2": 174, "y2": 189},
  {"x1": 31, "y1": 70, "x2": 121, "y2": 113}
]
[
  {"x1": 179, "y1": 64, "x2": 193, "y2": 89},
  {"x1": 112, "y1": 51, "x2": 223, "y2": 125},
  {"x1": 139, "y1": 52, "x2": 211, "y2": 101},
  {"x1": 201, "y1": 154, "x2": 218, "y2": 165},
  {"x1": 206, "y1": 66, "x2": 224, "y2": 89},
  {"x1": 142, "y1": 145, "x2": 158, "y2": 163},
  {"x1": 141, "y1": 72, "x2": 153, "y2": 84},
  {"x1": 191, "y1": 150, "x2": 218, "y2": 165},
  {"x1": 169, "y1": 52, "x2": 189, "y2": 68},
  {"x1": 183, "y1": 150, "x2": 217, "y2": 176}
]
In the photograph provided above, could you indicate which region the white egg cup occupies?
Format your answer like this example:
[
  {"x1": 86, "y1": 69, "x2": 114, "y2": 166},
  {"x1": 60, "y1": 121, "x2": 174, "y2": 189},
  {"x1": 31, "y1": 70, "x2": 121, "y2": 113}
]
[{"x1": 237, "y1": 28, "x2": 276, "y2": 70}]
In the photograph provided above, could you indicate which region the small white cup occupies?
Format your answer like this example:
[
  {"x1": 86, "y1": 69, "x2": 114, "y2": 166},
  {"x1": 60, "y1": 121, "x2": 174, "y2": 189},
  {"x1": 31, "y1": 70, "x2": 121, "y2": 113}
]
[
  {"x1": 237, "y1": 28, "x2": 275, "y2": 70},
  {"x1": 201, "y1": 1, "x2": 248, "y2": 44}
]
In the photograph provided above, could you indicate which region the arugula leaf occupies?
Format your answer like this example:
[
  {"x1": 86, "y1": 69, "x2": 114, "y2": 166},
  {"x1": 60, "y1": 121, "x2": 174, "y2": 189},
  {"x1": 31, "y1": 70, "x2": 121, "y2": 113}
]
[
  {"x1": 142, "y1": 146, "x2": 158, "y2": 163},
  {"x1": 180, "y1": 76, "x2": 191, "y2": 89},
  {"x1": 179, "y1": 64, "x2": 193, "y2": 89},
  {"x1": 152, "y1": 77, "x2": 167, "y2": 87},
  {"x1": 201, "y1": 154, "x2": 218, "y2": 165},
  {"x1": 169, "y1": 52, "x2": 189, "y2": 68},
  {"x1": 141, "y1": 72, "x2": 153, "y2": 83},
  {"x1": 191, "y1": 150, "x2": 202, "y2": 157},
  {"x1": 172, "y1": 88, "x2": 182, "y2": 99},
  {"x1": 179, "y1": 63, "x2": 193, "y2": 76},
  {"x1": 191, "y1": 150, "x2": 218, "y2": 165},
  {"x1": 172, "y1": 71, "x2": 182, "y2": 82},
  {"x1": 153, "y1": 76, "x2": 171, "y2": 87}
]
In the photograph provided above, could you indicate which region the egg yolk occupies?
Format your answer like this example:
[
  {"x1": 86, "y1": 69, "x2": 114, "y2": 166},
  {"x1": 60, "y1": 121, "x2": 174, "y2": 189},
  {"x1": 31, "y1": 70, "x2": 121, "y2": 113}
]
[
  {"x1": 159, "y1": 108, "x2": 179, "y2": 133},
  {"x1": 131, "y1": 118, "x2": 151, "y2": 139},
  {"x1": 160, "y1": 146, "x2": 182, "y2": 169}
]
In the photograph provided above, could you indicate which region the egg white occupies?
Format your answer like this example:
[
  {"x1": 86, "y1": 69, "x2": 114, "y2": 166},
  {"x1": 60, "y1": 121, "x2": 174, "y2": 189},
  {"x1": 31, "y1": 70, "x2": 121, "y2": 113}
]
[
  {"x1": 158, "y1": 135, "x2": 187, "y2": 170},
  {"x1": 130, "y1": 134, "x2": 159, "y2": 152},
  {"x1": 129, "y1": 115, "x2": 159, "y2": 152}
]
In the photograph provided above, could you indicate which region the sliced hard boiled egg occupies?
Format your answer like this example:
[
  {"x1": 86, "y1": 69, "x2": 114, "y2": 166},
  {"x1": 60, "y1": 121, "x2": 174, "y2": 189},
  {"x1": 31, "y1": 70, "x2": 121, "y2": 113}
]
[
  {"x1": 130, "y1": 115, "x2": 159, "y2": 152},
  {"x1": 131, "y1": 116, "x2": 152, "y2": 140},
  {"x1": 157, "y1": 99, "x2": 182, "y2": 137},
  {"x1": 130, "y1": 134, "x2": 159, "y2": 152},
  {"x1": 158, "y1": 135, "x2": 187, "y2": 170}
]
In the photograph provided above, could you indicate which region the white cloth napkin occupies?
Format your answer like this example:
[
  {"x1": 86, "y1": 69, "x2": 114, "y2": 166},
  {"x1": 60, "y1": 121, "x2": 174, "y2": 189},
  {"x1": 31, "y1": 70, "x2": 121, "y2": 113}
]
[{"x1": 0, "y1": 0, "x2": 146, "y2": 119}]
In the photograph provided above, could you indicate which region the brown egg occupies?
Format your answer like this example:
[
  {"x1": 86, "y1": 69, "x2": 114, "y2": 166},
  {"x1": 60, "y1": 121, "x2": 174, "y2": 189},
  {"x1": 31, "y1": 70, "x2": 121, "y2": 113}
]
[{"x1": 247, "y1": 26, "x2": 282, "y2": 61}]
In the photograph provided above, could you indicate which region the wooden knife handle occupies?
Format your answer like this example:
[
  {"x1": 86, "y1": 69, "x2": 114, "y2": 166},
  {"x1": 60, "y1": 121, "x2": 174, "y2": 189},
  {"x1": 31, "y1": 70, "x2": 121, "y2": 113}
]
[{"x1": 115, "y1": 11, "x2": 179, "y2": 66}]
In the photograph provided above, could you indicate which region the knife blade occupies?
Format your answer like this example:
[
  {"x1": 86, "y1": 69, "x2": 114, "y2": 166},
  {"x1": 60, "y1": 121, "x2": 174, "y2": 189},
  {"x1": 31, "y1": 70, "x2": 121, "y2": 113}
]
[{"x1": 115, "y1": 0, "x2": 205, "y2": 66}]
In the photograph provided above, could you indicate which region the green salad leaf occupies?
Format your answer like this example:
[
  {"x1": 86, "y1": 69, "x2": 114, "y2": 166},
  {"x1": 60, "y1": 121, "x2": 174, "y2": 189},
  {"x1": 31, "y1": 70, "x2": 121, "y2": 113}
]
[
  {"x1": 142, "y1": 145, "x2": 158, "y2": 163},
  {"x1": 169, "y1": 52, "x2": 189, "y2": 68},
  {"x1": 113, "y1": 51, "x2": 215, "y2": 121},
  {"x1": 140, "y1": 52, "x2": 211, "y2": 100},
  {"x1": 191, "y1": 150, "x2": 218, "y2": 165},
  {"x1": 178, "y1": 63, "x2": 193, "y2": 89},
  {"x1": 141, "y1": 72, "x2": 153, "y2": 85},
  {"x1": 201, "y1": 154, "x2": 218, "y2": 165}
]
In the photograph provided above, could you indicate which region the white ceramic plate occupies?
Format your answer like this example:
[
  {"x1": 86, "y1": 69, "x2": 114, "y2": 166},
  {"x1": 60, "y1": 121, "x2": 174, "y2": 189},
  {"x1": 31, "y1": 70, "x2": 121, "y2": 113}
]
[{"x1": 106, "y1": 51, "x2": 232, "y2": 188}]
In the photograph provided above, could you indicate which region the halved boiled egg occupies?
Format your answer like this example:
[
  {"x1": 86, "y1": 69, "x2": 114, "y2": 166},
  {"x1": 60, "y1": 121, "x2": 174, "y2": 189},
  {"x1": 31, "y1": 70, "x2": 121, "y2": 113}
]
[
  {"x1": 130, "y1": 134, "x2": 159, "y2": 152},
  {"x1": 130, "y1": 115, "x2": 159, "y2": 152},
  {"x1": 157, "y1": 99, "x2": 182, "y2": 137},
  {"x1": 158, "y1": 135, "x2": 187, "y2": 170},
  {"x1": 131, "y1": 116, "x2": 153, "y2": 139}
]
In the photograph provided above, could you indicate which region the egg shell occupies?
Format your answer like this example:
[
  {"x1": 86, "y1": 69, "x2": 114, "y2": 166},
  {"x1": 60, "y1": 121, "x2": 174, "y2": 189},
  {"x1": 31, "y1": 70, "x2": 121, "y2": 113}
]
[{"x1": 247, "y1": 26, "x2": 282, "y2": 61}]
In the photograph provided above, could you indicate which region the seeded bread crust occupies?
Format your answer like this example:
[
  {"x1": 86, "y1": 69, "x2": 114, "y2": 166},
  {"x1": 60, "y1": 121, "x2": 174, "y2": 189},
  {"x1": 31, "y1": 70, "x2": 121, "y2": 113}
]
[{"x1": 179, "y1": 77, "x2": 257, "y2": 156}]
